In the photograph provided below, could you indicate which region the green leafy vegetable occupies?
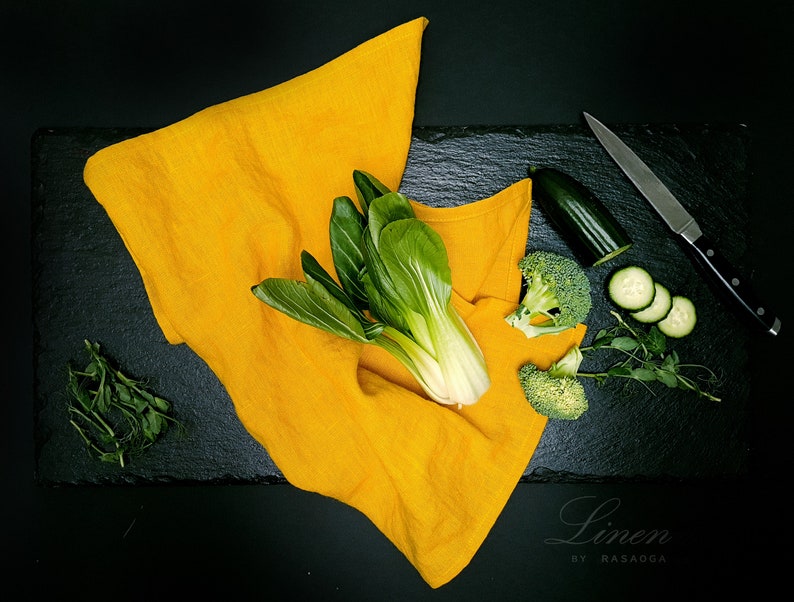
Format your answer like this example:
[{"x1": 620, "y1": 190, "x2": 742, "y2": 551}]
[
  {"x1": 252, "y1": 170, "x2": 491, "y2": 408},
  {"x1": 66, "y1": 340, "x2": 183, "y2": 467}
]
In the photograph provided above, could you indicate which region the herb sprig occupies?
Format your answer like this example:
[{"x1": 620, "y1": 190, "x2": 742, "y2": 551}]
[
  {"x1": 66, "y1": 340, "x2": 183, "y2": 467},
  {"x1": 577, "y1": 311, "x2": 721, "y2": 402}
]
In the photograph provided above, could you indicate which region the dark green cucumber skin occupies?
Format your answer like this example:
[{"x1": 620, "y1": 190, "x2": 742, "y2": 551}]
[{"x1": 530, "y1": 166, "x2": 633, "y2": 266}]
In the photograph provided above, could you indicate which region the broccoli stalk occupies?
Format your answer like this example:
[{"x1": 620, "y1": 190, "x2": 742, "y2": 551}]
[{"x1": 505, "y1": 250, "x2": 592, "y2": 338}]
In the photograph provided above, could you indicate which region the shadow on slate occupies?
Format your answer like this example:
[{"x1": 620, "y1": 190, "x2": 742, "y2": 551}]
[{"x1": 32, "y1": 124, "x2": 752, "y2": 486}]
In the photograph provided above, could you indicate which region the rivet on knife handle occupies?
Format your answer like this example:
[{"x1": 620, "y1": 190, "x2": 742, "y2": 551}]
[{"x1": 689, "y1": 234, "x2": 781, "y2": 335}]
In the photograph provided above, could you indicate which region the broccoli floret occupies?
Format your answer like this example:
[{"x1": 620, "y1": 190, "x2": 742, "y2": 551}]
[
  {"x1": 518, "y1": 346, "x2": 588, "y2": 420},
  {"x1": 505, "y1": 250, "x2": 592, "y2": 338}
]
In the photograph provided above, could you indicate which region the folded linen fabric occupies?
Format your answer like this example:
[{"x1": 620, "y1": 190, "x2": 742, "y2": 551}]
[{"x1": 83, "y1": 17, "x2": 585, "y2": 588}]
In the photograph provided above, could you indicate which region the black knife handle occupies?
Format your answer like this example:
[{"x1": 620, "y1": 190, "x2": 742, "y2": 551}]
[{"x1": 688, "y1": 234, "x2": 781, "y2": 335}]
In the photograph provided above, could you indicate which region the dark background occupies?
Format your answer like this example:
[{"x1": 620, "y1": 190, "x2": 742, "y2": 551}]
[{"x1": 4, "y1": 1, "x2": 792, "y2": 599}]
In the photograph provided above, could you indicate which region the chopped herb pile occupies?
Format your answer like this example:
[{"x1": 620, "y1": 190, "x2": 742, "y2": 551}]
[{"x1": 66, "y1": 340, "x2": 182, "y2": 467}]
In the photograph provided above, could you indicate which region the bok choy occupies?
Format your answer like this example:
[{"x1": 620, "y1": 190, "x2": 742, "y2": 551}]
[{"x1": 251, "y1": 171, "x2": 491, "y2": 408}]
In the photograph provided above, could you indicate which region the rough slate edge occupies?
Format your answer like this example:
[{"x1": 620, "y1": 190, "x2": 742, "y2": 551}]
[
  {"x1": 31, "y1": 128, "x2": 284, "y2": 487},
  {"x1": 31, "y1": 124, "x2": 752, "y2": 487}
]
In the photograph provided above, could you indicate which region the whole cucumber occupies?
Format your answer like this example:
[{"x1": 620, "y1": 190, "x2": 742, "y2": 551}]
[{"x1": 530, "y1": 166, "x2": 632, "y2": 266}]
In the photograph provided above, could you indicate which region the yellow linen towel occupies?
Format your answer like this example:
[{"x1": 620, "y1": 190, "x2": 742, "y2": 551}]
[{"x1": 83, "y1": 17, "x2": 585, "y2": 588}]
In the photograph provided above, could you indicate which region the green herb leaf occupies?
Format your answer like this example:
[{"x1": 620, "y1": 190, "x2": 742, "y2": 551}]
[
  {"x1": 644, "y1": 327, "x2": 667, "y2": 355},
  {"x1": 655, "y1": 370, "x2": 679, "y2": 388},
  {"x1": 610, "y1": 336, "x2": 638, "y2": 351},
  {"x1": 631, "y1": 367, "x2": 657, "y2": 382},
  {"x1": 66, "y1": 340, "x2": 183, "y2": 467},
  {"x1": 607, "y1": 366, "x2": 632, "y2": 377},
  {"x1": 578, "y1": 311, "x2": 720, "y2": 402}
]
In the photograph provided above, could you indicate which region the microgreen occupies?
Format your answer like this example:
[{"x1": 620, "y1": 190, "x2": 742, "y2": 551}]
[
  {"x1": 66, "y1": 340, "x2": 183, "y2": 467},
  {"x1": 577, "y1": 311, "x2": 721, "y2": 401}
]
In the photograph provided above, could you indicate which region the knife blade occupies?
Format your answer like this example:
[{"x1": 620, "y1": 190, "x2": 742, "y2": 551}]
[{"x1": 583, "y1": 112, "x2": 781, "y2": 336}]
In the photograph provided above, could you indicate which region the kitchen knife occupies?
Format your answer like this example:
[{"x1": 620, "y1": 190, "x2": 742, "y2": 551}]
[{"x1": 583, "y1": 112, "x2": 781, "y2": 336}]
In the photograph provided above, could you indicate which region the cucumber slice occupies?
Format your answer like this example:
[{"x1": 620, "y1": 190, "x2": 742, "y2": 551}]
[
  {"x1": 608, "y1": 266, "x2": 656, "y2": 311},
  {"x1": 657, "y1": 296, "x2": 697, "y2": 338},
  {"x1": 630, "y1": 282, "x2": 672, "y2": 323}
]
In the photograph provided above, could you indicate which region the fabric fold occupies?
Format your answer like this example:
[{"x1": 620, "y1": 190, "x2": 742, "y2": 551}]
[{"x1": 82, "y1": 17, "x2": 585, "y2": 589}]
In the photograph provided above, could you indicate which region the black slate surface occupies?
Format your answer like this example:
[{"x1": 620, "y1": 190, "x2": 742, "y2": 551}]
[{"x1": 32, "y1": 124, "x2": 752, "y2": 486}]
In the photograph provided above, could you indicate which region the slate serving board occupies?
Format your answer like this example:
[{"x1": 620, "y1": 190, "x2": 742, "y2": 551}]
[{"x1": 32, "y1": 124, "x2": 753, "y2": 486}]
